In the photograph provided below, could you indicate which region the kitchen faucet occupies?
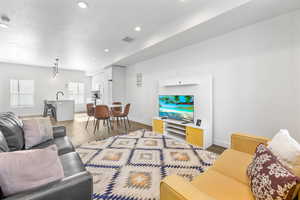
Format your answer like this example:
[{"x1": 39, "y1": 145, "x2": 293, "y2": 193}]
[{"x1": 56, "y1": 91, "x2": 64, "y2": 100}]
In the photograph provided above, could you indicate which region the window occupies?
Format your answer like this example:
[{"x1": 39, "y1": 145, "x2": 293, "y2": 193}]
[
  {"x1": 68, "y1": 82, "x2": 84, "y2": 104},
  {"x1": 10, "y1": 80, "x2": 34, "y2": 107}
]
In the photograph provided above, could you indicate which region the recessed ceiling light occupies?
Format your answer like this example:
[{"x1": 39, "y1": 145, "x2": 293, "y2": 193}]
[
  {"x1": 104, "y1": 49, "x2": 110, "y2": 53},
  {"x1": 77, "y1": 1, "x2": 88, "y2": 8},
  {"x1": 134, "y1": 26, "x2": 141, "y2": 32},
  {"x1": 0, "y1": 23, "x2": 8, "y2": 29}
]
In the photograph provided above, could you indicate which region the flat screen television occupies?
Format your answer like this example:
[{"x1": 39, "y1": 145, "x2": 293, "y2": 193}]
[{"x1": 159, "y1": 95, "x2": 194, "y2": 122}]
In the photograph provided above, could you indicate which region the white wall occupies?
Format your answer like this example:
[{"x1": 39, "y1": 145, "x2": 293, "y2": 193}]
[
  {"x1": 126, "y1": 10, "x2": 300, "y2": 146},
  {"x1": 0, "y1": 62, "x2": 91, "y2": 116},
  {"x1": 112, "y1": 66, "x2": 126, "y2": 103},
  {"x1": 92, "y1": 66, "x2": 126, "y2": 105}
]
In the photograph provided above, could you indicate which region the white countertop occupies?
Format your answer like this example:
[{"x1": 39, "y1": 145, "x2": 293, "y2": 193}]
[{"x1": 47, "y1": 99, "x2": 75, "y2": 102}]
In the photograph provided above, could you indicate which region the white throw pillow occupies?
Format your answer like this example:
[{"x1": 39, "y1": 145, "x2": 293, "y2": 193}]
[{"x1": 268, "y1": 129, "x2": 300, "y2": 168}]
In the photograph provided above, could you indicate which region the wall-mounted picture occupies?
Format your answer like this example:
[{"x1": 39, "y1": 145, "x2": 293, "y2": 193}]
[{"x1": 159, "y1": 95, "x2": 194, "y2": 122}]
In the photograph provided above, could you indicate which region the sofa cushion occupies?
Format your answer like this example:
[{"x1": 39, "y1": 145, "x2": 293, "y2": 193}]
[
  {"x1": 247, "y1": 144, "x2": 299, "y2": 200},
  {"x1": 211, "y1": 149, "x2": 253, "y2": 185},
  {"x1": 31, "y1": 136, "x2": 74, "y2": 156},
  {"x1": 23, "y1": 118, "x2": 54, "y2": 149},
  {"x1": 0, "y1": 118, "x2": 24, "y2": 151},
  {"x1": 192, "y1": 169, "x2": 254, "y2": 200},
  {"x1": 0, "y1": 145, "x2": 64, "y2": 197},
  {"x1": 0, "y1": 131, "x2": 9, "y2": 152},
  {"x1": 59, "y1": 152, "x2": 85, "y2": 178}
]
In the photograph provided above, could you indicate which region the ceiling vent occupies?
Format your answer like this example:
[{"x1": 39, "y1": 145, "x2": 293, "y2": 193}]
[
  {"x1": 1, "y1": 15, "x2": 10, "y2": 23},
  {"x1": 122, "y1": 36, "x2": 134, "y2": 43}
]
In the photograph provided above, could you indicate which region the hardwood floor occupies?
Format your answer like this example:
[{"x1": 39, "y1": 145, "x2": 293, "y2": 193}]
[
  {"x1": 27, "y1": 113, "x2": 226, "y2": 154},
  {"x1": 50, "y1": 113, "x2": 151, "y2": 147},
  {"x1": 207, "y1": 145, "x2": 227, "y2": 155}
]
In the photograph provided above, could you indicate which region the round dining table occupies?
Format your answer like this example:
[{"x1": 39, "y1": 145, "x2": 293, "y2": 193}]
[
  {"x1": 108, "y1": 104, "x2": 123, "y2": 108},
  {"x1": 93, "y1": 104, "x2": 123, "y2": 108}
]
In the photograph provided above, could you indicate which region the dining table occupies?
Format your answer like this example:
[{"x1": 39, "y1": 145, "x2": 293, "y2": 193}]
[
  {"x1": 108, "y1": 104, "x2": 123, "y2": 108},
  {"x1": 93, "y1": 104, "x2": 123, "y2": 108}
]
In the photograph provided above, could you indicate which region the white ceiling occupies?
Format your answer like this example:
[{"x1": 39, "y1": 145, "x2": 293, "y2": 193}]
[
  {"x1": 0, "y1": 0, "x2": 299, "y2": 74},
  {"x1": 115, "y1": 0, "x2": 300, "y2": 67},
  {"x1": 0, "y1": 0, "x2": 213, "y2": 72}
]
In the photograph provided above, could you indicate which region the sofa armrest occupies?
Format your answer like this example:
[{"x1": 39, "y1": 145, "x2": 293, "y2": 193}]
[
  {"x1": 231, "y1": 133, "x2": 270, "y2": 155},
  {"x1": 52, "y1": 126, "x2": 66, "y2": 138},
  {"x1": 160, "y1": 175, "x2": 215, "y2": 200},
  {"x1": 4, "y1": 171, "x2": 93, "y2": 200}
]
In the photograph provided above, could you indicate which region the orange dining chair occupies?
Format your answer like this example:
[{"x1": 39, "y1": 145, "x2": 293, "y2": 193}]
[
  {"x1": 85, "y1": 103, "x2": 95, "y2": 129},
  {"x1": 111, "y1": 103, "x2": 131, "y2": 129},
  {"x1": 93, "y1": 105, "x2": 112, "y2": 134},
  {"x1": 111, "y1": 102, "x2": 122, "y2": 124},
  {"x1": 112, "y1": 102, "x2": 122, "y2": 112}
]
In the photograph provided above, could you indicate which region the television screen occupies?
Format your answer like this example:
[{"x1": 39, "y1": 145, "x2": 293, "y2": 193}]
[{"x1": 159, "y1": 95, "x2": 194, "y2": 122}]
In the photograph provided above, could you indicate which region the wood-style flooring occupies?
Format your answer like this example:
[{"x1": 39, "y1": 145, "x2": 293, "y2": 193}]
[
  {"x1": 27, "y1": 113, "x2": 226, "y2": 154},
  {"x1": 50, "y1": 113, "x2": 151, "y2": 147}
]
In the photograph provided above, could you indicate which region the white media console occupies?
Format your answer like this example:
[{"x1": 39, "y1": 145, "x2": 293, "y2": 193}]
[{"x1": 152, "y1": 117, "x2": 212, "y2": 149}]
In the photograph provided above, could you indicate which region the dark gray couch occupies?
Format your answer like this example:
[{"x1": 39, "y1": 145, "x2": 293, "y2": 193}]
[{"x1": 0, "y1": 112, "x2": 93, "y2": 200}]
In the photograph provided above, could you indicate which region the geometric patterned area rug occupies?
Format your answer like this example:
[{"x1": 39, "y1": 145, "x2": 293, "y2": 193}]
[{"x1": 76, "y1": 129, "x2": 218, "y2": 200}]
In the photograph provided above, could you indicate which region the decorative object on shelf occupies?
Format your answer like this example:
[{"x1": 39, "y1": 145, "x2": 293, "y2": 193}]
[
  {"x1": 52, "y1": 58, "x2": 59, "y2": 79},
  {"x1": 159, "y1": 79, "x2": 200, "y2": 87},
  {"x1": 196, "y1": 119, "x2": 202, "y2": 127},
  {"x1": 136, "y1": 73, "x2": 142, "y2": 87}
]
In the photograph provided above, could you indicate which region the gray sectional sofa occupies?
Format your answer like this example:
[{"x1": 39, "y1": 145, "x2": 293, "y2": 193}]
[{"x1": 0, "y1": 112, "x2": 93, "y2": 200}]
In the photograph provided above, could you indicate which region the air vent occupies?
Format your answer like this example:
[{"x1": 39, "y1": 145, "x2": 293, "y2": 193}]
[
  {"x1": 122, "y1": 36, "x2": 134, "y2": 43},
  {"x1": 1, "y1": 15, "x2": 10, "y2": 23}
]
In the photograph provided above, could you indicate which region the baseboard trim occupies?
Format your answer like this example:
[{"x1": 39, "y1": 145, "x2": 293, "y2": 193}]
[
  {"x1": 213, "y1": 139, "x2": 230, "y2": 148},
  {"x1": 128, "y1": 117, "x2": 151, "y2": 126},
  {"x1": 130, "y1": 120, "x2": 152, "y2": 129},
  {"x1": 19, "y1": 114, "x2": 43, "y2": 118}
]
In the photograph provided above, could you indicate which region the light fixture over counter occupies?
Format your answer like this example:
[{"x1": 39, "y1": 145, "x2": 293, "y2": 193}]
[
  {"x1": 77, "y1": 1, "x2": 88, "y2": 9},
  {"x1": 134, "y1": 26, "x2": 141, "y2": 32}
]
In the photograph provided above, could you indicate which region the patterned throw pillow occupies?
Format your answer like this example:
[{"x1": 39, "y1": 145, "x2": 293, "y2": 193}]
[
  {"x1": 22, "y1": 118, "x2": 54, "y2": 149},
  {"x1": 247, "y1": 144, "x2": 300, "y2": 200}
]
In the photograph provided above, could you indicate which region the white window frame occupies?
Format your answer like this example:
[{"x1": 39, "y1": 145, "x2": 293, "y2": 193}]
[
  {"x1": 68, "y1": 82, "x2": 85, "y2": 104},
  {"x1": 10, "y1": 79, "x2": 35, "y2": 108}
]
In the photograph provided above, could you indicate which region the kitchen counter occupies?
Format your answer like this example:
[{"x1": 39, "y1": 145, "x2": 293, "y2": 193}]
[{"x1": 47, "y1": 100, "x2": 75, "y2": 121}]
